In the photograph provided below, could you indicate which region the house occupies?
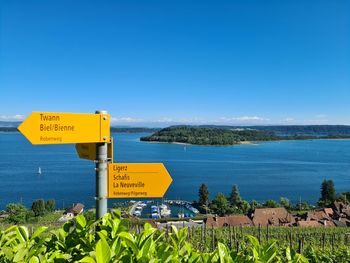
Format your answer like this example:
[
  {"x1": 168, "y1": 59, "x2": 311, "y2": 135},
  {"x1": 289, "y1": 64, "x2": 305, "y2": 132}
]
[
  {"x1": 333, "y1": 219, "x2": 348, "y2": 227},
  {"x1": 323, "y1": 208, "x2": 333, "y2": 217},
  {"x1": 157, "y1": 219, "x2": 204, "y2": 230},
  {"x1": 65, "y1": 203, "x2": 85, "y2": 217},
  {"x1": 332, "y1": 201, "x2": 350, "y2": 219},
  {"x1": 306, "y1": 210, "x2": 331, "y2": 221},
  {"x1": 297, "y1": 221, "x2": 321, "y2": 227},
  {"x1": 205, "y1": 215, "x2": 253, "y2": 228},
  {"x1": 251, "y1": 207, "x2": 295, "y2": 226}
]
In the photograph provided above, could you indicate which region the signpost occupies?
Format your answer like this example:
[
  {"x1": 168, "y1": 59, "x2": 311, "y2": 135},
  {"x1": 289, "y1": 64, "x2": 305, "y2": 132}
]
[
  {"x1": 18, "y1": 112, "x2": 110, "y2": 144},
  {"x1": 75, "y1": 139, "x2": 113, "y2": 161},
  {"x1": 18, "y1": 110, "x2": 173, "y2": 220},
  {"x1": 108, "y1": 163, "x2": 172, "y2": 198}
]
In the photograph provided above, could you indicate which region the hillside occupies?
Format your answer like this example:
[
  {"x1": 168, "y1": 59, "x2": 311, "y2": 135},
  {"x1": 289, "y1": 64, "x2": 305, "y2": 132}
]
[{"x1": 140, "y1": 126, "x2": 279, "y2": 145}]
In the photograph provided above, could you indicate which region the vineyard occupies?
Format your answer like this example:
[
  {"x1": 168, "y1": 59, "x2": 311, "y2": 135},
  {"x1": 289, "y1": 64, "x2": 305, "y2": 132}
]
[{"x1": 1, "y1": 211, "x2": 350, "y2": 262}]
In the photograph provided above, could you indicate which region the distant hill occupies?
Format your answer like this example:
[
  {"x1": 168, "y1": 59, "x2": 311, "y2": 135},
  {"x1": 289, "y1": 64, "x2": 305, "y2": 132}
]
[
  {"x1": 140, "y1": 125, "x2": 350, "y2": 145},
  {"x1": 110, "y1": 127, "x2": 160, "y2": 133},
  {"x1": 0, "y1": 121, "x2": 20, "y2": 128},
  {"x1": 193, "y1": 125, "x2": 350, "y2": 137},
  {"x1": 140, "y1": 126, "x2": 279, "y2": 145}
]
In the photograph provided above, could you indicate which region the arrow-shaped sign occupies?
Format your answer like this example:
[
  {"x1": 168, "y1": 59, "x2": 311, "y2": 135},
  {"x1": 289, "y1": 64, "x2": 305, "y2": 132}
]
[
  {"x1": 18, "y1": 112, "x2": 110, "y2": 144},
  {"x1": 76, "y1": 139, "x2": 114, "y2": 161},
  {"x1": 108, "y1": 163, "x2": 172, "y2": 198}
]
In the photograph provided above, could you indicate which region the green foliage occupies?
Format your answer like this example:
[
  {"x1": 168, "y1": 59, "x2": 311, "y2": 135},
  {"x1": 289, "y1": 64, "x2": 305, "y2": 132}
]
[
  {"x1": 264, "y1": 199, "x2": 279, "y2": 208},
  {"x1": 198, "y1": 183, "x2": 209, "y2": 207},
  {"x1": 250, "y1": 200, "x2": 263, "y2": 210},
  {"x1": 1, "y1": 211, "x2": 350, "y2": 262},
  {"x1": 211, "y1": 193, "x2": 229, "y2": 216},
  {"x1": 140, "y1": 126, "x2": 279, "y2": 145},
  {"x1": 229, "y1": 185, "x2": 242, "y2": 208},
  {"x1": 319, "y1": 179, "x2": 336, "y2": 206},
  {"x1": 31, "y1": 199, "x2": 46, "y2": 217},
  {"x1": 5, "y1": 203, "x2": 28, "y2": 224},
  {"x1": 280, "y1": 197, "x2": 291, "y2": 210},
  {"x1": 45, "y1": 199, "x2": 56, "y2": 212}
]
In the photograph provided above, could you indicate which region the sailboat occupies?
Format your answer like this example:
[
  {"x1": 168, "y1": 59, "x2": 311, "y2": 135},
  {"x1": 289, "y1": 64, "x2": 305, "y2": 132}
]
[{"x1": 38, "y1": 167, "x2": 42, "y2": 175}]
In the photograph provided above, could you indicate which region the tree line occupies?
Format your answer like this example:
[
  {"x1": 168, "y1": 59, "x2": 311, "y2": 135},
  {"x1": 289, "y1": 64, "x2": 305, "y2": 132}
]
[
  {"x1": 195, "y1": 179, "x2": 349, "y2": 216},
  {"x1": 2, "y1": 199, "x2": 56, "y2": 224},
  {"x1": 140, "y1": 126, "x2": 278, "y2": 145}
]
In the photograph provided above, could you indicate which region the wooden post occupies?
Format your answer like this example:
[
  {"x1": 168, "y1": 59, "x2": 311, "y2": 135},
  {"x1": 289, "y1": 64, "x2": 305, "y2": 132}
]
[
  {"x1": 266, "y1": 224, "x2": 269, "y2": 241},
  {"x1": 211, "y1": 226, "x2": 215, "y2": 251},
  {"x1": 233, "y1": 226, "x2": 236, "y2": 243},
  {"x1": 322, "y1": 233, "x2": 325, "y2": 251},
  {"x1": 229, "y1": 225, "x2": 232, "y2": 249},
  {"x1": 298, "y1": 237, "x2": 304, "y2": 254}
]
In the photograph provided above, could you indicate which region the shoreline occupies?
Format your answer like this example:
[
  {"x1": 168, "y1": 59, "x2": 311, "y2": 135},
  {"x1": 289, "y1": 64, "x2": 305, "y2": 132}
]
[{"x1": 140, "y1": 137, "x2": 350, "y2": 146}]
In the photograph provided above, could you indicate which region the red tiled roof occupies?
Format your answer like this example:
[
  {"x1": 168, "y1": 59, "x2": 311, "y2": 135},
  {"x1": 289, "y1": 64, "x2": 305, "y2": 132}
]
[
  {"x1": 297, "y1": 221, "x2": 321, "y2": 227},
  {"x1": 206, "y1": 215, "x2": 253, "y2": 227},
  {"x1": 306, "y1": 210, "x2": 331, "y2": 221},
  {"x1": 252, "y1": 208, "x2": 295, "y2": 226}
]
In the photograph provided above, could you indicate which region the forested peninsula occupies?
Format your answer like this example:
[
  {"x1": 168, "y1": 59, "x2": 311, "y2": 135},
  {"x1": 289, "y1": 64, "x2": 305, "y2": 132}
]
[{"x1": 140, "y1": 126, "x2": 350, "y2": 145}]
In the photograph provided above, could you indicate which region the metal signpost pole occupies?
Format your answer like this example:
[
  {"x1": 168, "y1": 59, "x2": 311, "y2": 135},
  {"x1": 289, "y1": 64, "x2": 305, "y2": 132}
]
[{"x1": 95, "y1": 110, "x2": 108, "y2": 219}]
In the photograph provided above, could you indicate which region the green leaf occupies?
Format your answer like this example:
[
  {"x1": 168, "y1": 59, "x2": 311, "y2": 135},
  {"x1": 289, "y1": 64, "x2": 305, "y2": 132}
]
[
  {"x1": 76, "y1": 215, "x2": 87, "y2": 229},
  {"x1": 13, "y1": 247, "x2": 29, "y2": 262},
  {"x1": 16, "y1": 226, "x2": 29, "y2": 243},
  {"x1": 2, "y1": 247, "x2": 14, "y2": 260},
  {"x1": 80, "y1": 256, "x2": 97, "y2": 263},
  {"x1": 31, "y1": 226, "x2": 48, "y2": 240},
  {"x1": 118, "y1": 232, "x2": 138, "y2": 254},
  {"x1": 286, "y1": 247, "x2": 291, "y2": 261},
  {"x1": 95, "y1": 238, "x2": 111, "y2": 263},
  {"x1": 29, "y1": 256, "x2": 40, "y2": 263}
]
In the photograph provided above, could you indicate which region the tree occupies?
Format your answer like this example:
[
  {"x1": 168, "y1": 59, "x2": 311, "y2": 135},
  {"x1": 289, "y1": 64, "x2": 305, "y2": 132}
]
[
  {"x1": 239, "y1": 200, "x2": 251, "y2": 214},
  {"x1": 337, "y1": 192, "x2": 350, "y2": 204},
  {"x1": 211, "y1": 192, "x2": 229, "y2": 216},
  {"x1": 319, "y1": 179, "x2": 336, "y2": 206},
  {"x1": 6, "y1": 203, "x2": 28, "y2": 224},
  {"x1": 198, "y1": 184, "x2": 209, "y2": 207},
  {"x1": 45, "y1": 199, "x2": 56, "y2": 212},
  {"x1": 280, "y1": 197, "x2": 291, "y2": 209},
  {"x1": 32, "y1": 199, "x2": 46, "y2": 216},
  {"x1": 250, "y1": 200, "x2": 262, "y2": 211},
  {"x1": 264, "y1": 199, "x2": 279, "y2": 208},
  {"x1": 229, "y1": 185, "x2": 242, "y2": 208}
]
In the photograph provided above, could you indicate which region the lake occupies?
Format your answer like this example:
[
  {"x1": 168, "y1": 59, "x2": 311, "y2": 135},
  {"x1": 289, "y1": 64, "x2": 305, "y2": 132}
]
[{"x1": 0, "y1": 132, "x2": 349, "y2": 210}]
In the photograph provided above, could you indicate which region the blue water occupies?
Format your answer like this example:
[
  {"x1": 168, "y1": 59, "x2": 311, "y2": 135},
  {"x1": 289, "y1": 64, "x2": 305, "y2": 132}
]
[{"x1": 0, "y1": 132, "x2": 350, "y2": 209}]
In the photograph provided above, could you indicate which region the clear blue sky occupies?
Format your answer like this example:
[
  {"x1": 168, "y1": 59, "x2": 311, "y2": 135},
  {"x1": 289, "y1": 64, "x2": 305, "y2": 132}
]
[{"x1": 1, "y1": 0, "x2": 349, "y2": 126}]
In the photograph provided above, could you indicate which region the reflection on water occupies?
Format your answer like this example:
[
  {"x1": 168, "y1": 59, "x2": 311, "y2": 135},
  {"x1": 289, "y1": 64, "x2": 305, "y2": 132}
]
[{"x1": 0, "y1": 132, "x2": 350, "y2": 209}]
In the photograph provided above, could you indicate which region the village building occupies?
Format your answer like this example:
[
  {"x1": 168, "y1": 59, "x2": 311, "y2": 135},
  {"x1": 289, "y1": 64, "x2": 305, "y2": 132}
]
[
  {"x1": 58, "y1": 203, "x2": 85, "y2": 222},
  {"x1": 65, "y1": 203, "x2": 85, "y2": 217},
  {"x1": 205, "y1": 215, "x2": 253, "y2": 228},
  {"x1": 297, "y1": 220, "x2": 321, "y2": 227},
  {"x1": 251, "y1": 207, "x2": 295, "y2": 226}
]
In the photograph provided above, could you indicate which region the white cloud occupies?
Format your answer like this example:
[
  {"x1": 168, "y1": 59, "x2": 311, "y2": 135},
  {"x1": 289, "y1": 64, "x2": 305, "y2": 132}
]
[
  {"x1": 0, "y1": 114, "x2": 24, "y2": 121},
  {"x1": 110, "y1": 116, "x2": 143, "y2": 124},
  {"x1": 218, "y1": 116, "x2": 270, "y2": 123},
  {"x1": 282, "y1": 117, "x2": 296, "y2": 123}
]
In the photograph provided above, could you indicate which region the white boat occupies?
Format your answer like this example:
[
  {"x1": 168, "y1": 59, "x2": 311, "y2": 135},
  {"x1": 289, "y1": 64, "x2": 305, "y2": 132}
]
[
  {"x1": 151, "y1": 213, "x2": 160, "y2": 219},
  {"x1": 159, "y1": 204, "x2": 171, "y2": 217},
  {"x1": 133, "y1": 211, "x2": 141, "y2": 217},
  {"x1": 38, "y1": 167, "x2": 42, "y2": 175}
]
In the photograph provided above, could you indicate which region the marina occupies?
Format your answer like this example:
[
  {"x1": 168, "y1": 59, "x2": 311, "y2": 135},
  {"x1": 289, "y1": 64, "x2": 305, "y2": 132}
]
[{"x1": 129, "y1": 200, "x2": 199, "y2": 219}]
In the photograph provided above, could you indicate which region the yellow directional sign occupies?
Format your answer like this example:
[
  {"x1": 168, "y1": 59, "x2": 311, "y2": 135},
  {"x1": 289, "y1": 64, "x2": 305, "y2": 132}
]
[
  {"x1": 76, "y1": 139, "x2": 114, "y2": 161},
  {"x1": 108, "y1": 163, "x2": 172, "y2": 198},
  {"x1": 18, "y1": 112, "x2": 110, "y2": 144}
]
